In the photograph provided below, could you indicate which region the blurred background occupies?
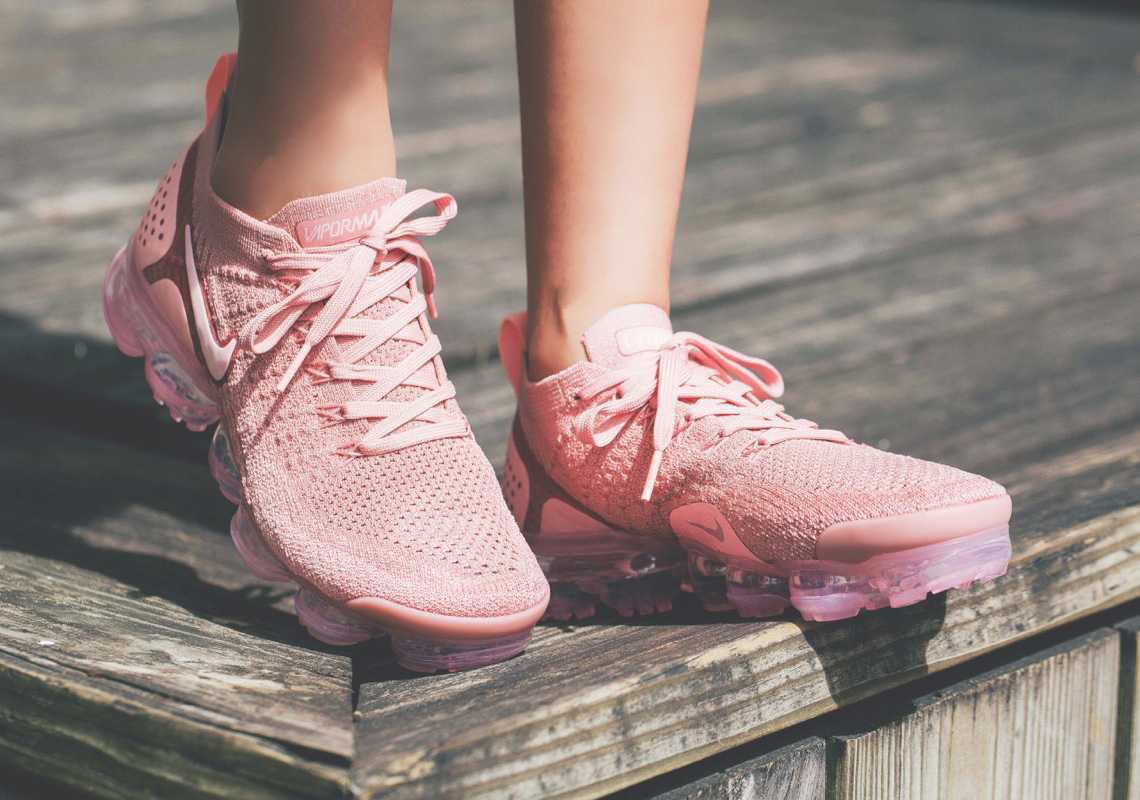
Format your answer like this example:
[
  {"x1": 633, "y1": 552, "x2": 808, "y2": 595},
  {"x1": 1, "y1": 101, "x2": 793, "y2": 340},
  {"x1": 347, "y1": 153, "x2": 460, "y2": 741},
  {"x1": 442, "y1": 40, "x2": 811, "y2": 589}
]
[{"x1": 3, "y1": 0, "x2": 1139, "y2": 463}]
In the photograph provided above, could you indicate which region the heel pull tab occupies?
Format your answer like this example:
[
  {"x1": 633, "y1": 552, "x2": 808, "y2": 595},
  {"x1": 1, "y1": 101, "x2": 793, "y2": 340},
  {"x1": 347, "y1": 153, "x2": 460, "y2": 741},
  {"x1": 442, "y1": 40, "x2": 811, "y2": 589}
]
[
  {"x1": 498, "y1": 311, "x2": 528, "y2": 397},
  {"x1": 205, "y1": 52, "x2": 238, "y2": 126}
]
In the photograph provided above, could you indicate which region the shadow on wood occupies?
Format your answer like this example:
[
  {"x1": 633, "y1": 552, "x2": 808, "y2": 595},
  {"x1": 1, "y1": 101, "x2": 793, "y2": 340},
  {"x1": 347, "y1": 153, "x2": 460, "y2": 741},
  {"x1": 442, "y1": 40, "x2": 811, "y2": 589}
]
[{"x1": 800, "y1": 593, "x2": 948, "y2": 704}]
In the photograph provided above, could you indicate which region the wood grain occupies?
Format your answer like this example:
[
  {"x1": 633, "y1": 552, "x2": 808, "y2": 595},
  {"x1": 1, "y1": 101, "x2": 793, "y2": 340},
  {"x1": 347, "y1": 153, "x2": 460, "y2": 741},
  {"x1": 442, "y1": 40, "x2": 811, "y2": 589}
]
[
  {"x1": 645, "y1": 737, "x2": 827, "y2": 800},
  {"x1": 0, "y1": 418, "x2": 354, "y2": 799},
  {"x1": 829, "y1": 628, "x2": 1120, "y2": 800},
  {"x1": 0, "y1": 654, "x2": 346, "y2": 800},
  {"x1": 1114, "y1": 618, "x2": 1140, "y2": 800}
]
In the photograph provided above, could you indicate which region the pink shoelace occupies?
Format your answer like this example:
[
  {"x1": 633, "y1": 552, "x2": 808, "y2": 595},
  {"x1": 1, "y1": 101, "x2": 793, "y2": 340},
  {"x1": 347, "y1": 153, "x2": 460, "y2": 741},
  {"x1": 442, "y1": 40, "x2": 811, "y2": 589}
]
[
  {"x1": 572, "y1": 332, "x2": 850, "y2": 500},
  {"x1": 239, "y1": 189, "x2": 468, "y2": 456}
]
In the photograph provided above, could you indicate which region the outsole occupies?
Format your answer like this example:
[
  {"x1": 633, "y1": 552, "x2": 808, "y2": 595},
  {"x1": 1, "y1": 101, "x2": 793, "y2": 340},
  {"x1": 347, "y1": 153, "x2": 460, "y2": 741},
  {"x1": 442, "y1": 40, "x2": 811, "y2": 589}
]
[
  {"x1": 104, "y1": 247, "x2": 536, "y2": 672},
  {"x1": 528, "y1": 521, "x2": 1011, "y2": 624}
]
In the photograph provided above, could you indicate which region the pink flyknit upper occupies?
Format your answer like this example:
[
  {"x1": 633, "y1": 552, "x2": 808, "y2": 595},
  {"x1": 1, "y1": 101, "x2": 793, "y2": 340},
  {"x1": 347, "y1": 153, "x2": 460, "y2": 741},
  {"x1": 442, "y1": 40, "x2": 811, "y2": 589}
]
[
  {"x1": 515, "y1": 304, "x2": 1007, "y2": 561},
  {"x1": 186, "y1": 101, "x2": 547, "y2": 617}
]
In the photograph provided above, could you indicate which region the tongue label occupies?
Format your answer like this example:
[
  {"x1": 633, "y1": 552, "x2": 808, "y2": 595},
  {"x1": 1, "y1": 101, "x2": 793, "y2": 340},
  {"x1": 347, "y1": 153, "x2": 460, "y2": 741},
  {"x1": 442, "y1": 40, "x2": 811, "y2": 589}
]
[
  {"x1": 616, "y1": 325, "x2": 670, "y2": 356},
  {"x1": 295, "y1": 199, "x2": 390, "y2": 248}
]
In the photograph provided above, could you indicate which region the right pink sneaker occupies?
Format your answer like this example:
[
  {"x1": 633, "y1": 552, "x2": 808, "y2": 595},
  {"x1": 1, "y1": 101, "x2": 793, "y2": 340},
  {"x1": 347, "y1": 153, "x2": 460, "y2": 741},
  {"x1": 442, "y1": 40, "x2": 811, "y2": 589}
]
[
  {"x1": 102, "y1": 54, "x2": 548, "y2": 672},
  {"x1": 499, "y1": 304, "x2": 1012, "y2": 622}
]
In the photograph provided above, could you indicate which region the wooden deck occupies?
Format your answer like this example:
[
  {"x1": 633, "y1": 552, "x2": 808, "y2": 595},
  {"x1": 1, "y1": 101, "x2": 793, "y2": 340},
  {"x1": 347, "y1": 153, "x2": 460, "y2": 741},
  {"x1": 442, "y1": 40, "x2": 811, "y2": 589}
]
[{"x1": 2, "y1": 0, "x2": 1139, "y2": 797}]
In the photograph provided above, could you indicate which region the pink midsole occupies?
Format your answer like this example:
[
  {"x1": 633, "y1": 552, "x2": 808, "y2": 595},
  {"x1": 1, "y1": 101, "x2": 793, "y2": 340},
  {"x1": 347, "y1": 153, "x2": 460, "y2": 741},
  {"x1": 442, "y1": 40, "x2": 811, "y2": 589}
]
[
  {"x1": 528, "y1": 512, "x2": 1012, "y2": 578},
  {"x1": 676, "y1": 523, "x2": 1011, "y2": 578},
  {"x1": 816, "y1": 494, "x2": 1013, "y2": 562},
  {"x1": 345, "y1": 593, "x2": 549, "y2": 642}
]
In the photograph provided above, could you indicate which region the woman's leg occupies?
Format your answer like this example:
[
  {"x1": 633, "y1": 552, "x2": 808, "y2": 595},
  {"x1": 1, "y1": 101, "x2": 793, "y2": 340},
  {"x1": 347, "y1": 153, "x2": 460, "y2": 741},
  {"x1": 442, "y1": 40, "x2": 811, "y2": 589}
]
[
  {"x1": 212, "y1": 0, "x2": 396, "y2": 219},
  {"x1": 514, "y1": 0, "x2": 709, "y2": 380},
  {"x1": 505, "y1": 3, "x2": 1014, "y2": 628},
  {"x1": 106, "y1": 2, "x2": 552, "y2": 670}
]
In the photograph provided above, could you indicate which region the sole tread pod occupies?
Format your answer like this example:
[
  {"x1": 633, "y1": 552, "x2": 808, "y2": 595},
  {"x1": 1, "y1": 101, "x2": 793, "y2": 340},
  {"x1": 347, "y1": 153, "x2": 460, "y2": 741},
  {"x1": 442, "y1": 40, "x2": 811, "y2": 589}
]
[
  {"x1": 531, "y1": 522, "x2": 1010, "y2": 623},
  {"x1": 105, "y1": 248, "x2": 540, "y2": 672}
]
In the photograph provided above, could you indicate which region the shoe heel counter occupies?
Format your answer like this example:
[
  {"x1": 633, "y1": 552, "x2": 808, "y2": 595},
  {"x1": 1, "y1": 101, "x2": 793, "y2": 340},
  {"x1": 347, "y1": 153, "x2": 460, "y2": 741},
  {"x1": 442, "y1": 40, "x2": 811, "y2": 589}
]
[
  {"x1": 505, "y1": 416, "x2": 621, "y2": 537},
  {"x1": 205, "y1": 53, "x2": 236, "y2": 126},
  {"x1": 498, "y1": 312, "x2": 528, "y2": 398},
  {"x1": 130, "y1": 144, "x2": 191, "y2": 271},
  {"x1": 123, "y1": 134, "x2": 204, "y2": 363},
  {"x1": 129, "y1": 51, "x2": 233, "y2": 271}
]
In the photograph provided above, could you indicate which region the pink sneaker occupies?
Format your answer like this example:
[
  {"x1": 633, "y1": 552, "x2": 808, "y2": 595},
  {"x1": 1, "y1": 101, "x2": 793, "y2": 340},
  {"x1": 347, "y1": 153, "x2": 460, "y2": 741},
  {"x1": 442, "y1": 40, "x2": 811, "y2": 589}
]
[
  {"x1": 103, "y1": 54, "x2": 548, "y2": 672},
  {"x1": 499, "y1": 304, "x2": 1012, "y2": 622}
]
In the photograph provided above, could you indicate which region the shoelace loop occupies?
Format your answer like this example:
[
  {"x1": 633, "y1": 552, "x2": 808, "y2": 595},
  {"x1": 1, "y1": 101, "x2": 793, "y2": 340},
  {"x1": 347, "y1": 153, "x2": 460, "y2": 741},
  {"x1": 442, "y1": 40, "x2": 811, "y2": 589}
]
[
  {"x1": 238, "y1": 189, "x2": 467, "y2": 456},
  {"x1": 571, "y1": 332, "x2": 849, "y2": 501}
]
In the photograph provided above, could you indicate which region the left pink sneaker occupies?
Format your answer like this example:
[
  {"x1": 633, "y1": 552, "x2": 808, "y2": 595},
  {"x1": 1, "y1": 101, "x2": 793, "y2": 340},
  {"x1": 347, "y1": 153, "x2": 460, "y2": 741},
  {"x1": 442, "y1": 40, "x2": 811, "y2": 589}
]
[
  {"x1": 499, "y1": 304, "x2": 1012, "y2": 622},
  {"x1": 101, "y1": 53, "x2": 549, "y2": 672}
]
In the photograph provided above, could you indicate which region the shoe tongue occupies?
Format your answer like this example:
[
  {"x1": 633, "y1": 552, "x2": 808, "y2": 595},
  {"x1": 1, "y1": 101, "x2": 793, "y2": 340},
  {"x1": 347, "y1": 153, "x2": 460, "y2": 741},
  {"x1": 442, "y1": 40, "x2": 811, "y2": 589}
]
[
  {"x1": 266, "y1": 177, "x2": 407, "y2": 248},
  {"x1": 581, "y1": 304, "x2": 674, "y2": 368}
]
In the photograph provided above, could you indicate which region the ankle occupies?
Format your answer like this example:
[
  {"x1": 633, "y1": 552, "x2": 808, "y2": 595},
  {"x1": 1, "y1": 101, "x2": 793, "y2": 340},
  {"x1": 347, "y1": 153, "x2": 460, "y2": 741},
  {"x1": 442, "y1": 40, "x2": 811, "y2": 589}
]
[
  {"x1": 526, "y1": 328, "x2": 586, "y2": 383},
  {"x1": 212, "y1": 120, "x2": 395, "y2": 221},
  {"x1": 524, "y1": 294, "x2": 670, "y2": 381},
  {"x1": 211, "y1": 78, "x2": 395, "y2": 220}
]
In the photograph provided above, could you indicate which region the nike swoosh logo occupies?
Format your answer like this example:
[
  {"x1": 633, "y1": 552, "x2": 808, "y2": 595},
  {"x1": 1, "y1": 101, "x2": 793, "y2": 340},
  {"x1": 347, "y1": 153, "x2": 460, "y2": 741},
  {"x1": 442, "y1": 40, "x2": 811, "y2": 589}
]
[
  {"x1": 690, "y1": 518, "x2": 726, "y2": 542},
  {"x1": 185, "y1": 224, "x2": 236, "y2": 381}
]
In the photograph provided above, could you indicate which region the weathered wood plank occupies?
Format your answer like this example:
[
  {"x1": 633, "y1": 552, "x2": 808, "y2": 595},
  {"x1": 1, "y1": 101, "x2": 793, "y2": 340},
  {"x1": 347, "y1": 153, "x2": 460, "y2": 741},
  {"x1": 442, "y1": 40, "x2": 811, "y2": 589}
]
[
  {"x1": 0, "y1": 652, "x2": 345, "y2": 800},
  {"x1": 1114, "y1": 617, "x2": 1140, "y2": 800},
  {"x1": 641, "y1": 737, "x2": 827, "y2": 800},
  {"x1": 0, "y1": 765, "x2": 94, "y2": 800},
  {"x1": 351, "y1": 421, "x2": 1140, "y2": 799},
  {"x1": 0, "y1": 418, "x2": 354, "y2": 798},
  {"x1": 829, "y1": 628, "x2": 1120, "y2": 800},
  {"x1": 352, "y1": 247, "x2": 1140, "y2": 796},
  {"x1": 0, "y1": 417, "x2": 288, "y2": 611}
]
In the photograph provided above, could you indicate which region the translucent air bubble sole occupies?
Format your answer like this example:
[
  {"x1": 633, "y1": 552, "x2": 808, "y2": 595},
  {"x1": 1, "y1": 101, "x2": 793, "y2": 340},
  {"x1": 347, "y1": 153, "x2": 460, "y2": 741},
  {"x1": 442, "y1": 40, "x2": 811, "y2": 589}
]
[
  {"x1": 527, "y1": 523, "x2": 1011, "y2": 623},
  {"x1": 526, "y1": 530, "x2": 688, "y2": 620},
  {"x1": 103, "y1": 247, "x2": 221, "y2": 432},
  {"x1": 104, "y1": 248, "x2": 532, "y2": 672}
]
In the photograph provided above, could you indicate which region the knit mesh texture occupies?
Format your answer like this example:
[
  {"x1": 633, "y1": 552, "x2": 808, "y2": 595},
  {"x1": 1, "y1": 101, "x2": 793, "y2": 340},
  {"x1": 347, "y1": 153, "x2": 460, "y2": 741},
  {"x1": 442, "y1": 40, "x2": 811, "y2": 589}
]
[
  {"x1": 186, "y1": 111, "x2": 546, "y2": 616},
  {"x1": 517, "y1": 307, "x2": 1006, "y2": 562}
]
